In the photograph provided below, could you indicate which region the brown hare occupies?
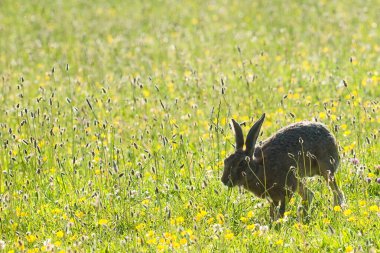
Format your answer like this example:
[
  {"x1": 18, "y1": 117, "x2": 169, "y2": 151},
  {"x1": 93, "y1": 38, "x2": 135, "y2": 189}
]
[{"x1": 221, "y1": 114, "x2": 345, "y2": 220}]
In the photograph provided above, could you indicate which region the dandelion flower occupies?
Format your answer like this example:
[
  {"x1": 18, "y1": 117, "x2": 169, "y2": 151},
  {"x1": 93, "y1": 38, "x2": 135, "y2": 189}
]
[
  {"x1": 224, "y1": 230, "x2": 234, "y2": 240},
  {"x1": 343, "y1": 209, "x2": 352, "y2": 216},
  {"x1": 246, "y1": 224, "x2": 255, "y2": 231},
  {"x1": 275, "y1": 239, "x2": 284, "y2": 246},
  {"x1": 56, "y1": 231, "x2": 64, "y2": 238},
  {"x1": 179, "y1": 238, "x2": 187, "y2": 245},
  {"x1": 369, "y1": 205, "x2": 379, "y2": 212},
  {"x1": 345, "y1": 245, "x2": 354, "y2": 253},
  {"x1": 98, "y1": 219, "x2": 109, "y2": 226},
  {"x1": 333, "y1": 206, "x2": 341, "y2": 212},
  {"x1": 26, "y1": 234, "x2": 37, "y2": 243}
]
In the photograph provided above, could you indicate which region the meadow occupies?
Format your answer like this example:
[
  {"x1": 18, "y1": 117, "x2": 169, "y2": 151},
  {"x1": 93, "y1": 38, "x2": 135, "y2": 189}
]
[{"x1": 0, "y1": 0, "x2": 379, "y2": 252}]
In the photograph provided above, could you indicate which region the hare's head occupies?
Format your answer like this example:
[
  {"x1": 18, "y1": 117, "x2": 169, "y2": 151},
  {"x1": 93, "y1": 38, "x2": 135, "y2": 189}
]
[{"x1": 221, "y1": 114, "x2": 265, "y2": 187}]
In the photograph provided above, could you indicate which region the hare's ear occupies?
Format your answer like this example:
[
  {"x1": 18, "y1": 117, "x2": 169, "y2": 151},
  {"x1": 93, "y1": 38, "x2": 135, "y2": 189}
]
[
  {"x1": 231, "y1": 119, "x2": 244, "y2": 150},
  {"x1": 245, "y1": 114, "x2": 265, "y2": 157}
]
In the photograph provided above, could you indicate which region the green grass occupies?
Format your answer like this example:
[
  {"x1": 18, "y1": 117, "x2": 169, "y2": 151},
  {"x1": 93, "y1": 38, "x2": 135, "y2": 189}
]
[{"x1": 0, "y1": 0, "x2": 379, "y2": 252}]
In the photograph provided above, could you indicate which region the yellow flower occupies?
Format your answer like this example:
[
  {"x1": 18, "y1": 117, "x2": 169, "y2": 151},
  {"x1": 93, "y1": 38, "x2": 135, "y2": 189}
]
[
  {"x1": 195, "y1": 210, "x2": 207, "y2": 222},
  {"x1": 246, "y1": 211, "x2": 254, "y2": 218},
  {"x1": 135, "y1": 223, "x2": 145, "y2": 231},
  {"x1": 216, "y1": 213, "x2": 224, "y2": 225},
  {"x1": 51, "y1": 208, "x2": 62, "y2": 215},
  {"x1": 157, "y1": 244, "x2": 166, "y2": 252},
  {"x1": 206, "y1": 217, "x2": 215, "y2": 224},
  {"x1": 172, "y1": 241, "x2": 180, "y2": 249},
  {"x1": 56, "y1": 231, "x2": 64, "y2": 238},
  {"x1": 343, "y1": 209, "x2": 352, "y2": 216},
  {"x1": 147, "y1": 238, "x2": 157, "y2": 245},
  {"x1": 319, "y1": 112, "x2": 327, "y2": 119},
  {"x1": 181, "y1": 229, "x2": 193, "y2": 237},
  {"x1": 246, "y1": 224, "x2": 255, "y2": 231},
  {"x1": 369, "y1": 205, "x2": 379, "y2": 212},
  {"x1": 345, "y1": 245, "x2": 354, "y2": 253},
  {"x1": 75, "y1": 211, "x2": 84, "y2": 218},
  {"x1": 175, "y1": 216, "x2": 184, "y2": 225},
  {"x1": 275, "y1": 239, "x2": 284, "y2": 246},
  {"x1": 333, "y1": 206, "x2": 341, "y2": 212},
  {"x1": 98, "y1": 219, "x2": 109, "y2": 226},
  {"x1": 359, "y1": 200, "x2": 366, "y2": 206},
  {"x1": 367, "y1": 172, "x2": 375, "y2": 178},
  {"x1": 240, "y1": 216, "x2": 248, "y2": 223},
  {"x1": 26, "y1": 234, "x2": 37, "y2": 243},
  {"x1": 323, "y1": 218, "x2": 331, "y2": 224},
  {"x1": 179, "y1": 238, "x2": 187, "y2": 245},
  {"x1": 224, "y1": 230, "x2": 234, "y2": 240},
  {"x1": 141, "y1": 199, "x2": 150, "y2": 206}
]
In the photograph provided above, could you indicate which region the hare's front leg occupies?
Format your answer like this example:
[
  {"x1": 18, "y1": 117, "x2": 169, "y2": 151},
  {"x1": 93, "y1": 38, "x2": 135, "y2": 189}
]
[{"x1": 269, "y1": 200, "x2": 279, "y2": 220}]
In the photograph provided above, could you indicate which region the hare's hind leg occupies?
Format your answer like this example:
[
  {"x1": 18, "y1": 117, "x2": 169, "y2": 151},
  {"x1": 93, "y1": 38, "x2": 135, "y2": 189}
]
[
  {"x1": 297, "y1": 181, "x2": 314, "y2": 218},
  {"x1": 298, "y1": 182, "x2": 314, "y2": 208}
]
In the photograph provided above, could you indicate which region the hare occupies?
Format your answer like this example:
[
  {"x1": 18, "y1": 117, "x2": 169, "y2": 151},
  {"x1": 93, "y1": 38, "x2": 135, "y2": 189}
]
[{"x1": 221, "y1": 114, "x2": 345, "y2": 220}]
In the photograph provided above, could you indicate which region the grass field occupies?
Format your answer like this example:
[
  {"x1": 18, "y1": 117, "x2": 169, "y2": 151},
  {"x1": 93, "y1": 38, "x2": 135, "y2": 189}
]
[{"x1": 0, "y1": 0, "x2": 379, "y2": 252}]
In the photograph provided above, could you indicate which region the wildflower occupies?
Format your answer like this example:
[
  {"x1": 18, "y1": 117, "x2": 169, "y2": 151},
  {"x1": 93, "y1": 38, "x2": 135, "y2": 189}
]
[
  {"x1": 216, "y1": 213, "x2": 224, "y2": 224},
  {"x1": 157, "y1": 244, "x2": 166, "y2": 252},
  {"x1": 146, "y1": 238, "x2": 157, "y2": 245},
  {"x1": 51, "y1": 208, "x2": 62, "y2": 215},
  {"x1": 75, "y1": 211, "x2": 84, "y2": 218},
  {"x1": 333, "y1": 206, "x2": 341, "y2": 212},
  {"x1": 349, "y1": 158, "x2": 359, "y2": 165},
  {"x1": 275, "y1": 239, "x2": 284, "y2": 246},
  {"x1": 246, "y1": 224, "x2": 255, "y2": 231},
  {"x1": 179, "y1": 238, "x2": 187, "y2": 245},
  {"x1": 323, "y1": 218, "x2": 330, "y2": 224},
  {"x1": 171, "y1": 216, "x2": 184, "y2": 225},
  {"x1": 240, "y1": 216, "x2": 248, "y2": 223},
  {"x1": 56, "y1": 231, "x2": 64, "y2": 238},
  {"x1": 206, "y1": 217, "x2": 215, "y2": 224},
  {"x1": 172, "y1": 241, "x2": 180, "y2": 249},
  {"x1": 141, "y1": 199, "x2": 150, "y2": 206},
  {"x1": 369, "y1": 205, "x2": 379, "y2": 212},
  {"x1": 368, "y1": 172, "x2": 375, "y2": 178},
  {"x1": 43, "y1": 239, "x2": 54, "y2": 251},
  {"x1": 259, "y1": 225, "x2": 269, "y2": 233},
  {"x1": 26, "y1": 234, "x2": 37, "y2": 243},
  {"x1": 345, "y1": 245, "x2": 354, "y2": 253},
  {"x1": 0, "y1": 240, "x2": 5, "y2": 250},
  {"x1": 224, "y1": 230, "x2": 234, "y2": 240},
  {"x1": 343, "y1": 209, "x2": 352, "y2": 216},
  {"x1": 16, "y1": 207, "x2": 27, "y2": 217},
  {"x1": 135, "y1": 223, "x2": 145, "y2": 231},
  {"x1": 246, "y1": 210, "x2": 254, "y2": 218},
  {"x1": 195, "y1": 210, "x2": 207, "y2": 222},
  {"x1": 98, "y1": 219, "x2": 109, "y2": 226}
]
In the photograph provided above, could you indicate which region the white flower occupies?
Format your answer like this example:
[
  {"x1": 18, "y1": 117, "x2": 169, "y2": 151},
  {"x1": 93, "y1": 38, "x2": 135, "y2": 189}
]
[{"x1": 0, "y1": 240, "x2": 6, "y2": 250}]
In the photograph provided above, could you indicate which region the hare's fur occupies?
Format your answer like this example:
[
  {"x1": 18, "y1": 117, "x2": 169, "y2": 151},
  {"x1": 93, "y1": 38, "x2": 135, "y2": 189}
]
[{"x1": 221, "y1": 114, "x2": 345, "y2": 220}]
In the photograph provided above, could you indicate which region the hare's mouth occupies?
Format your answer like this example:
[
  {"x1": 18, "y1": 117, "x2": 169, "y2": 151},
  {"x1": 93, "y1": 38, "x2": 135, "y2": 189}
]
[{"x1": 223, "y1": 179, "x2": 234, "y2": 187}]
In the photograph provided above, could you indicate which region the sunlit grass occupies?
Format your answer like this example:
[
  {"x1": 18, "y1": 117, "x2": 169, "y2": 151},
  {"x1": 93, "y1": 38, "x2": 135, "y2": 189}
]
[{"x1": 0, "y1": 0, "x2": 379, "y2": 252}]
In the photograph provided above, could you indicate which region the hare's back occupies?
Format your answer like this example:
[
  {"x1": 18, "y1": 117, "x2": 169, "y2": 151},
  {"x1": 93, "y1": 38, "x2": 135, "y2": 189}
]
[{"x1": 256, "y1": 121, "x2": 339, "y2": 163}]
